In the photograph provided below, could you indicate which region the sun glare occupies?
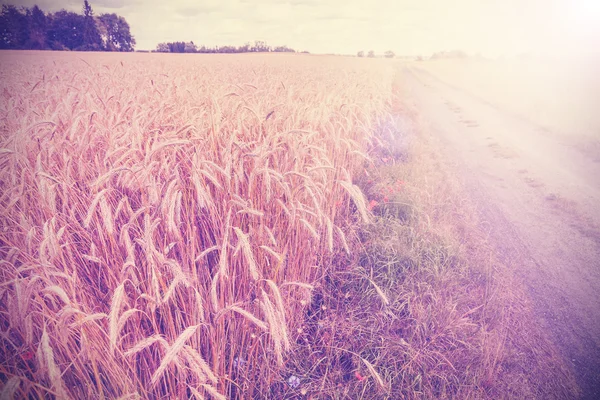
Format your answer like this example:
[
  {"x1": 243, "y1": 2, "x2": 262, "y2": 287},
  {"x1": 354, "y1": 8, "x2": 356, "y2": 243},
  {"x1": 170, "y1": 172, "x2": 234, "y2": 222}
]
[{"x1": 569, "y1": 0, "x2": 600, "y2": 35}]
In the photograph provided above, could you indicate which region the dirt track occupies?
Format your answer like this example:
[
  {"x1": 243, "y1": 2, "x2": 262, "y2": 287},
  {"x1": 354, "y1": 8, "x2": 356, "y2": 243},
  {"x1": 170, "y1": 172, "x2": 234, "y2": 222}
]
[{"x1": 402, "y1": 64, "x2": 600, "y2": 399}]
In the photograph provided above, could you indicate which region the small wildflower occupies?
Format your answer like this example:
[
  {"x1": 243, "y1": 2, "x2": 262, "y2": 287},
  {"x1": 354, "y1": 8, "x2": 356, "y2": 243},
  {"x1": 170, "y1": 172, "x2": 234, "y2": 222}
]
[
  {"x1": 287, "y1": 375, "x2": 301, "y2": 388},
  {"x1": 233, "y1": 356, "x2": 246, "y2": 368},
  {"x1": 355, "y1": 371, "x2": 366, "y2": 381},
  {"x1": 383, "y1": 195, "x2": 389, "y2": 203},
  {"x1": 367, "y1": 199, "x2": 379, "y2": 211}
]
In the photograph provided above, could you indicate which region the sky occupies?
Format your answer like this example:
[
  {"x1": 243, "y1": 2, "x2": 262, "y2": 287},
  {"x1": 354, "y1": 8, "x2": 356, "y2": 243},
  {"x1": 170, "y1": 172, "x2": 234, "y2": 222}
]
[{"x1": 3, "y1": 0, "x2": 600, "y2": 56}]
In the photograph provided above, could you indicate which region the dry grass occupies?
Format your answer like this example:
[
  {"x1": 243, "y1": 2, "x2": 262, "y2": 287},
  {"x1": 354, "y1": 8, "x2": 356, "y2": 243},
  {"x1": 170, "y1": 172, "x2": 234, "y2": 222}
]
[{"x1": 0, "y1": 51, "x2": 392, "y2": 398}]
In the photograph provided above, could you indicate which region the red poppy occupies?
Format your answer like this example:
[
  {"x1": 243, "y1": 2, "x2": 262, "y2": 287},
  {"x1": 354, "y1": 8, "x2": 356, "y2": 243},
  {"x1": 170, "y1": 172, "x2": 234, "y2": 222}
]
[
  {"x1": 367, "y1": 200, "x2": 379, "y2": 211},
  {"x1": 355, "y1": 371, "x2": 366, "y2": 381},
  {"x1": 383, "y1": 195, "x2": 389, "y2": 203},
  {"x1": 22, "y1": 351, "x2": 34, "y2": 361}
]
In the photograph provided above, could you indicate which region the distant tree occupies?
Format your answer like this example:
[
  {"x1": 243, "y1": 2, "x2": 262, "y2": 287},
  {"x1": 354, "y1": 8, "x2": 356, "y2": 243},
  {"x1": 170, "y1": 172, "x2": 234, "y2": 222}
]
[
  {"x1": 384, "y1": 50, "x2": 395, "y2": 58},
  {"x1": 251, "y1": 40, "x2": 270, "y2": 52},
  {"x1": 47, "y1": 10, "x2": 86, "y2": 50},
  {"x1": 238, "y1": 42, "x2": 250, "y2": 52},
  {"x1": 155, "y1": 40, "x2": 296, "y2": 54},
  {"x1": 158, "y1": 41, "x2": 200, "y2": 53},
  {"x1": 184, "y1": 41, "x2": 197, "y2": 53},
  {"x1": 367, "y1": 50, "x2": 375, "y2": 58},
  {"x1": 156, "y1": 42, "x2": 169, "y2": 52},
  {"x1": 166, "y1": 41, "x2": 184, "y2": 53},
  {"x1": 80, "y1": 0, "x2": 102, "y2": 50},
  {"x1": 357, "y1": 50, "x2": 364, "y2": 57},
  {"x1": 0, "y1": 5, "x2": 28, "y2": 49},
  {"x1": 219, "y1": 45, "x2": 237, "y2": 53},
  {"x1": 98, "y1": 13, "x2": 135, "y2": 51},
  {"x1": 273, "y1": 45, "x2": 294, "y2": 53}
]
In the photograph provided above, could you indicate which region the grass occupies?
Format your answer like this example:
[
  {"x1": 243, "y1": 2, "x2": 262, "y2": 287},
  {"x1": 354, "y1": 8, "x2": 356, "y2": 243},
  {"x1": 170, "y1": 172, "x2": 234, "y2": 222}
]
[{"x1": 0, "y1": 51, "x2": 579, "y2": 399}]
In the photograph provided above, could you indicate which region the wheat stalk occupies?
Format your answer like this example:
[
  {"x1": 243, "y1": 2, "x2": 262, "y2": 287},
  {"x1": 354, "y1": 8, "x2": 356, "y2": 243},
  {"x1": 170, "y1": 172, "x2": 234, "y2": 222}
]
[
  {"x1": 200, "y1": 384, "x2": 226, "y2": 400},
  {"x1": 40, "y1": 327, "x2": 69, "y2": 399},
  {"x1": 151, "y1": 324, "x2": 199, "y2": 385},
  {"x1": 234, "y1": 227, "x2": 260, "y2": 280},
  {"x1": 217, "y1": 305, "x2": 268, "y2": 331},
  {"x1": 362, "y1": 357, "x2": 386, "y2": 389},
  {"x1": 109, "y1": 283, "x2": 126, "y2": 354}
]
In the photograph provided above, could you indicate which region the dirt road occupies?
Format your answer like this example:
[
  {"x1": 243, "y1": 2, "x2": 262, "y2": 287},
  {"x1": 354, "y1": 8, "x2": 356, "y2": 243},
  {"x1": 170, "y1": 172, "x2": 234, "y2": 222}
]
[{"x1": 402, "y1": 65, "x2": 600, "y2": 399}]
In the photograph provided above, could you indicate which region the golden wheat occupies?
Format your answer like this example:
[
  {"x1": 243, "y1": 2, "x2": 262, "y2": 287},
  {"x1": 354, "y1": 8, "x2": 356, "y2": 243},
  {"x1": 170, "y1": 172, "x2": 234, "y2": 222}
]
[{"x1": 0, "y1": 52, "x2": 392, "y2": 398}]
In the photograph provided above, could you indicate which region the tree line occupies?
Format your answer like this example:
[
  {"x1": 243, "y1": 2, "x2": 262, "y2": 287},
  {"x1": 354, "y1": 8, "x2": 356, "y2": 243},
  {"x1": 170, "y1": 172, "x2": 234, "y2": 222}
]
[
  {"x1": 155, "y1": 40, "x2": 299, "y2": 54},
  {"x1": 357, "y1": 50, "x2": 395, "y2": 58},
  {"x1": 0, "y1": 1, "x2": 135, "y2": 51}
]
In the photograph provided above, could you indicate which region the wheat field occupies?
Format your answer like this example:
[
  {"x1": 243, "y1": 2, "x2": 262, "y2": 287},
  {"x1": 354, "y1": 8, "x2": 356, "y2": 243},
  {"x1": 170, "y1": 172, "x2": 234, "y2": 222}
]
[{"x1": 0, "y1": 51, "x2": 394, "y2": 398}]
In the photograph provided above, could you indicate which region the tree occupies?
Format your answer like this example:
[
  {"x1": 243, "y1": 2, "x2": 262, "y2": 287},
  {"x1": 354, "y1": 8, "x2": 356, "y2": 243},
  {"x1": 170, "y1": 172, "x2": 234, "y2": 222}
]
[
  {"x1": 98, "y1": 13, "x2": 135, "y2": 51},
  {"x1": 155, "y1": 40, "x2": 296, "y2": 54},
  {"x1": 357, "y1": 50, "x2": 364, "y2": 57},
  {"x1": 367, "y1": 50, "x2": 375, "y2": 58},
  {"x1": 47, "y1": 10, "x2": 86, "y2": 50},
  {"x1": 156, "y1": 41, "x2": 195, "y2": 53},
  {"x1": 238, "y1": 42, "x2": 250, "y2": 53},
  {"x1": 384, "y1": 50, "x2": 395, "y2": 58},
  {"x1": 24, "y1": 5, "x2": 48, "y2": 49},
  {"x1": 184, "y1": 41, "x2": 197, "y2": 53},
  {"x1": 0, "y1": 5, "x2": 28, "y2": 49},
  {"x1": 218, "y1": 45, "x2": 236, "y2": 53},
  {"x1": 273, "y1": 45, "x2": 294, "y2": 52},
  {"x1": 0, "y1": 2, "x2": 135, "y2": 52},
  {"x1": 251, "y1": 40, "x2": 270, "y2": 52},
  {"x1": 156, "y1": 42, "x2": 169, "y2": 52},
  {"x1": 80, "y1": 0, "x2": 102, "y2": 50},
  {"x1": 167, "y1": 41, "x2": 185, "y2": 53}
]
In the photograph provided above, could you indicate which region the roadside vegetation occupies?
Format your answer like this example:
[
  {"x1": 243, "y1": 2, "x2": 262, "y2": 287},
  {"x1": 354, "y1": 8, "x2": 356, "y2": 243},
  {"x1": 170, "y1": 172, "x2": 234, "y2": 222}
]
[{"x1": 276, "y1": 78, "x2": 579, "y2": 399}]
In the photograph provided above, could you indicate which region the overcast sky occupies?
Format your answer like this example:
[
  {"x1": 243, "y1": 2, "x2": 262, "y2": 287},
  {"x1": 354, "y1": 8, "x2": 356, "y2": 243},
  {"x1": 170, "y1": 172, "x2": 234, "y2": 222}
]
[{"x1": 3, "y1": 0, "x2": 600, "y2": 56}]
